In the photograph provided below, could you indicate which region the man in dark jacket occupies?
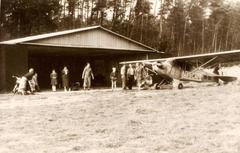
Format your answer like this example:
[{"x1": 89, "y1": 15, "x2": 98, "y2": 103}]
[
  {"x1": 62, "y1": 66, "x2": 70, "y2": 92},
  {"x1": 24, "y1": 68, "x2": 35, "y2": 93},
  {"x1": 24, "y1": 68, "x2": 35, "y2": 80},
  {"x1": 213, "y1": 65, "x2": 220, "y2": 85}
]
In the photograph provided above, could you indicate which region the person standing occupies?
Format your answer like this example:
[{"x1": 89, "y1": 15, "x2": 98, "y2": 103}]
[
  {"x1": 62, "y1": 66, "x2": 70, "y2": 92},
  {"x1": 18, "y1": 68, "x2": 35, "y2": 94},
  {"x1": 50, "y1": 69, "x2": 58, "y2": 92},
  {"x1": 82, "y1": 62, "x2": 94, "y2": 90},
  {"x1": 142, "y1": 63, "x2": 148, "y2": 80},
  {"x1": 135, "y1": 63, "x2": 144, "y2": 90},
  {"x1": 24, "y1": 68, "x2": 35, "y2": 80},
  {"x1": 24, "y1": 68, "x2": 35, "y2": 93},
  {"x1": 127, "y1": 64, "x2": 135, "y2": 90},
  {"x1": 32, "y1": 73, "x2": 40, "y2": 92},
  {"x1": 213, "y1": 65, "x2": 220, "y2": 85},
  {"x1": 120, "y1": 64, "x2": 127, "y2": 89},
  {"x1": 213, "y1": 65, "x2": 220, "y2": 75},
  {"x1": 110, "y1": 67, "x2": 117, "y2": 91}
]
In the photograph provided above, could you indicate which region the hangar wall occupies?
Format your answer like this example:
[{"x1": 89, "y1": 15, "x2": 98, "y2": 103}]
[
  {"x1": 31, "y1": 29, "x2": 147, "y2": 51},
  {"x1": 0, "y1": 46, "x2": 6, "y2": 92}
]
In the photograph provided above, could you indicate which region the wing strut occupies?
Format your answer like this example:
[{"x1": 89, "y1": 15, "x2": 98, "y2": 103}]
[{"x1": 193, "y1": 56, "x2": 218, "y2": 72}]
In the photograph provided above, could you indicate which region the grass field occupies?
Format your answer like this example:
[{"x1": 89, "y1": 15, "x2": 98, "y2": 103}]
[{"x1": 0, "y1": 84, "x2": 240, "y2": 153}]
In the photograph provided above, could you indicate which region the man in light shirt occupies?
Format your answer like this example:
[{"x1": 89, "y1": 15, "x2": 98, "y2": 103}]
[
  {"x1": 127, "y1": 64, "x2": 135, "y2": 90},
  {"x1": 82, "y1": 62, "x2": 94, "y2": 90},
  {"x1": 120, "y1": 64, "x2": 127, "y2": 89}
]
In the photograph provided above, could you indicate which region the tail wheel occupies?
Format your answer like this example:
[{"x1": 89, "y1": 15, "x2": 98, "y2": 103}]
[{"x1": 178, "y1": 83, "x2": 183, "y2": 89}]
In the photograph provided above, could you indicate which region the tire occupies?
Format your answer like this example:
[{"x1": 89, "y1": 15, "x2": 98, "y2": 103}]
[{"x1": 178, "y1": 83, "x2": 183, "y2": 89}]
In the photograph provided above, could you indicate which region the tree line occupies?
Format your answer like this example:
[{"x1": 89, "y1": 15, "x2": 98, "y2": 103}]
[{"x1": 1, "y1": 0, "x2": 240, "y2": 56}]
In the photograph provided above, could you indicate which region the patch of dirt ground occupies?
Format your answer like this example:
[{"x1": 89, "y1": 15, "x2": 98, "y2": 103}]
[{"x1": 0, "y1": 84, "x2": 240, "y2": 153}]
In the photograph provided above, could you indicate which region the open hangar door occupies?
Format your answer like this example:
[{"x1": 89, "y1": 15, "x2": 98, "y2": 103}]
[{"x1": 27, "y1": 45, "x2": 147, "y2": 90}]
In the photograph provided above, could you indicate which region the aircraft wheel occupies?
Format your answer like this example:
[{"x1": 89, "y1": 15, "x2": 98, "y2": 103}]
[{"x1": 178, "y1": 83, "x2": 183, "y2": 89}]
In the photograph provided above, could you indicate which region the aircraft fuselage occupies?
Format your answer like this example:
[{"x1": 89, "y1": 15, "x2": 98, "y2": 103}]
[{"x1": 152, "y1": 60, "x2": 207, "y2": 82}]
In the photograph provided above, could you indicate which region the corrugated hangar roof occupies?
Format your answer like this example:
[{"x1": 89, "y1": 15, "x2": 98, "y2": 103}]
[{"x1": 0, "y1": 25, "x2": 163, "y2": 53}]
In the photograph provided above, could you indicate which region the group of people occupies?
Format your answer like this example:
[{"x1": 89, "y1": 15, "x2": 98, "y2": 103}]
[
  {"x1": 15, "y1": 62, "x2": 150, "y2": 94},
  {"x1": 15, "y1": 68, "x2": 40, "y2": 94},
  {"x1": 50, "y1": 62, "x2": 149, "y2": 92},
  {"x1": 50, "y1": 62, "x2": 94, "y2": 92},
  {"x1": 110, "y1": 63, "x2": 148, "y2": 91}
]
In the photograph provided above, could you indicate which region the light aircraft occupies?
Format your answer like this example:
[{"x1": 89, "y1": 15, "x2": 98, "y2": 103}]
[{"x1": 120, "y1": 50, "x2": 240, "y2": 89}]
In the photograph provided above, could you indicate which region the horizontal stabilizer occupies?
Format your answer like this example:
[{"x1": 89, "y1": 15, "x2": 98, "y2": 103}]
[{"x1": 214, "y1": 76, "x2": 237, "y2": 83}]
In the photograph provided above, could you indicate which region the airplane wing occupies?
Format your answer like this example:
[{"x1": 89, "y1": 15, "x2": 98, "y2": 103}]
[
  {"x1": 120, "y1": 49, "x2": 240, "y2": 67},
  {"x1": 119, "y1": 58, "x2": 167, "y2": 65},
  {"x1": 171, "y1": 49, "x2": 240, "y2": 66}
]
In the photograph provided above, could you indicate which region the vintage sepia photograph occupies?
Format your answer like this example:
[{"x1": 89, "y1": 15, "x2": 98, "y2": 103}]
[{"x1": 0, "y1": 0, "x2": 240, "y2": 152}]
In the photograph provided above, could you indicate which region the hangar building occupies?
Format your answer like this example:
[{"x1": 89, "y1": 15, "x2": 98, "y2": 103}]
[{"x1": 0, "y1": 25, "x2": 163, "y2": 92}]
